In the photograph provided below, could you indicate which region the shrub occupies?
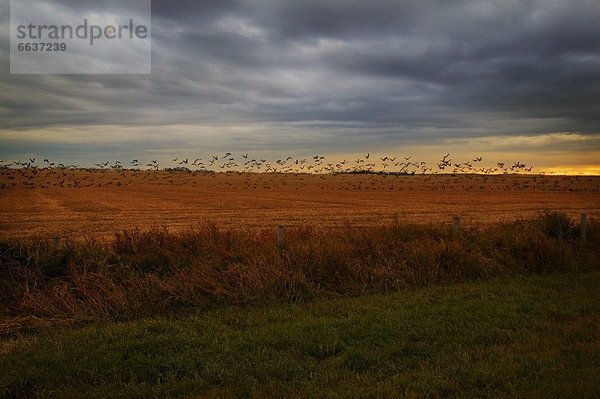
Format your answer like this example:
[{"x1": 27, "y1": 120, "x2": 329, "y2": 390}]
[{"x1": 536, "y1": 209, "x2": 576, "y2": 239}]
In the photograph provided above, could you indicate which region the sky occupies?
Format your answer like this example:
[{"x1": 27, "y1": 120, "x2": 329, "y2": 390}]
[{"x1": 1, "y1": 0, "x2": 599, "y2": 173}]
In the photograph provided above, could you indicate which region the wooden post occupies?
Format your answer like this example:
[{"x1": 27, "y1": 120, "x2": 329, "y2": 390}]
[
  {"x1": 580, "y1": 213, "x2": 587, "y2": 241},
  {"x1": 451, "y1": 216, "x2": 460, "y2": 235},
  {"x1": 277, "y1": 225, "x2": 285, "y2": 253}
]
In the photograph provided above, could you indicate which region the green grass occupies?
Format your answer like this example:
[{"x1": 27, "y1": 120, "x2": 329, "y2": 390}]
[{"x1": 1, "y1": 271, "x2": 599, "y2": 398}]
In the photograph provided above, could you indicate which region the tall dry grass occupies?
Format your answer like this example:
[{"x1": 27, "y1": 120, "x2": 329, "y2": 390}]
[{"x1": 0, "y1": 210, "x2": 598, "y2": 334}]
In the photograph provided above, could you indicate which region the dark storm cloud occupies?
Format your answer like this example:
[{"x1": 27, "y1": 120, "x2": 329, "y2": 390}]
[{"x1": 1, "y1": 0, "x2": 599, "y2": 155}]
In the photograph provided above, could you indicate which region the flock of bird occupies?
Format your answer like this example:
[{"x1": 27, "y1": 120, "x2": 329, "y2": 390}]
[{"x1": 0, "y1": 153, "x2": 597, "y2": 192}]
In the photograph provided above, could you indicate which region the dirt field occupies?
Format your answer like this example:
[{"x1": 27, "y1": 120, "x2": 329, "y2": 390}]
[{"x1": 1, "y1": 169, "x2": 599, "y2": 239}]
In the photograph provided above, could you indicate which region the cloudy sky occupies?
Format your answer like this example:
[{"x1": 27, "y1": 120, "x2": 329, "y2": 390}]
[{"x1": 1, "y1": 0, "x2": 599, "y2": 172}]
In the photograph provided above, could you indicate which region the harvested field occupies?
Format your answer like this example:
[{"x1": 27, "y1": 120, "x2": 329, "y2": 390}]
[{"x1": 1, "y1": 169, "x2": 599, "y2": 239}]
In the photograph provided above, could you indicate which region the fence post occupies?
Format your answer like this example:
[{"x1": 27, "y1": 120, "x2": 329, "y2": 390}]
[
  {"x1": 580, "y1": 213, "x2": 587, "y2": 241},
  {"x1": 451, "y1": 216, "x2": 460, "y2": 235},
  {"x1": 277, "y1": 225, "x2": 285, "y2": 253}
]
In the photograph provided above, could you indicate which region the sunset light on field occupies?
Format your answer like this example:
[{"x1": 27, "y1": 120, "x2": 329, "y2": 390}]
[{"x1": 1, "y1": 1, "x2": 599, "y2": 397}]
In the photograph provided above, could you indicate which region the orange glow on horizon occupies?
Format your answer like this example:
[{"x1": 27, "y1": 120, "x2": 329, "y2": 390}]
[{"x1": 542, "y1": 165, "x2": 600, "y2": 176}]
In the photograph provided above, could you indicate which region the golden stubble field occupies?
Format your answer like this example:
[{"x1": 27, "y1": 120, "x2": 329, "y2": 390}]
[{"x1": 1, "y1": 169, "x2": 599, "y2": 239}]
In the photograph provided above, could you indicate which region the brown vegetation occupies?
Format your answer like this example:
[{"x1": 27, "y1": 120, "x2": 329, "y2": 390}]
[{"x1": 1, "y1": 210, "x2": 597, "y2": 334}]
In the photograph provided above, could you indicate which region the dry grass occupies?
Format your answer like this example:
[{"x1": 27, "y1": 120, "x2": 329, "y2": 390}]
[
  {"x1": 1, "y1": 171, "x2": 599, "y2": 239},
  {"x1": 1, "y1": 210, "x2": 597, "y2": 335}
]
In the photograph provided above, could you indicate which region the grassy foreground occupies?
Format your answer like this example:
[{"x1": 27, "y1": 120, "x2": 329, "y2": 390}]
[{"x1": 1, "y1": 271, "x2": 599, "y2": 398}]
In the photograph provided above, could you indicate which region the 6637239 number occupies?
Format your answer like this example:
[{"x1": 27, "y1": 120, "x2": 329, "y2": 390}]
[{"x1": 17, "y1": 42, "x2": 67, "y2": 52}]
